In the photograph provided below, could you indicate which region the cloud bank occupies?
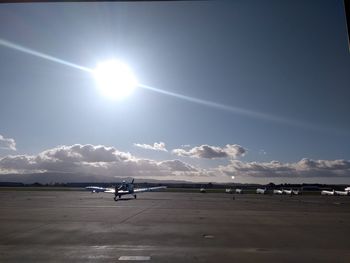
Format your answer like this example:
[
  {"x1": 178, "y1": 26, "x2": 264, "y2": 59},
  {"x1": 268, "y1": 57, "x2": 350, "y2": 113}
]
[
  {"x1": 134, "y1": 142, "x2": 168, "y2": 152},
  {"x1": 172, "y1": 144, "x2": 246, "y2": 159},
  {"x1": 0, "y1": 143, "x2": 349, "y2": 183},
  {"x1": 218, "y1": 158, "x2": 350, "y2": 178},
  {"x1": 0, "y1": 144, "x2": 206, "y2": 179},
  {"x1": 0, "y1": 134, "x2": 16, "y2": 151}
]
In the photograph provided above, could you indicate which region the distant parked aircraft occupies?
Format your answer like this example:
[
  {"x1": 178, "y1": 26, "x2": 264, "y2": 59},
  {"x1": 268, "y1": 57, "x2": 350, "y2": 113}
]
[
  {"x1": 256, "y1": 188, "x2": 267, "y2": 194},
  {"x1": 334, "y1": 190, "x2": 349, "y2": 196},
  {"x1": 273, "y1": 189, "x2": 283, "y2": 195},
  {"x1": 235, "y1": 188, "x2": 243, "y2": 194},
  {"x1": 292, "y1": 190, "x2": 300, "y2": 195},
  {"x1": 321, "y1": 190, "x2": 335, "y2": 196},
  {"x1": 225, "y1": 188, "x2": 233, "y2": 194},
  {"x1": 86, "y1": 179, "x2": 166, "y2": 201},
  {"x1": 282, "y1": 189, "x2": 292, "y2": 195},
  {"x1": 321, "y1": 186, "x2": 350, "y2": 196}
]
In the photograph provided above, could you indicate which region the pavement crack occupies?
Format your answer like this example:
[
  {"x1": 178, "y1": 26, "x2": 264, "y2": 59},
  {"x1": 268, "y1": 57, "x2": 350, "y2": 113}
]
[{"x1": 119, "y1": 206, "x2": 152, "y2": 224}]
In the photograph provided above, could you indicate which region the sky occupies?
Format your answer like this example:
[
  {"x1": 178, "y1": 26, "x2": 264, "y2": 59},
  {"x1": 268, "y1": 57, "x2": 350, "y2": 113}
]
[{"x1": 0, "y1": 0, "x2": 349, "y2": 184}]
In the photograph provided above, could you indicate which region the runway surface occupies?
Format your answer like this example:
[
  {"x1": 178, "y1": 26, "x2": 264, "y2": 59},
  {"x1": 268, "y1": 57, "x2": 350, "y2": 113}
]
[{"x1": 1, "y1": 190, "x2": 350, "y2": 262}]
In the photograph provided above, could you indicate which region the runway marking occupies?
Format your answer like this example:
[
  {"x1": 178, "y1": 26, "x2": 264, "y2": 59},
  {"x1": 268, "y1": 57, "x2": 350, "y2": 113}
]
[
  {"x1": 92, "y1": 245, "x2": 154, "y2": 251},
  {"x1": 118, "y1": 256, "x2": 151, "y2": 261}
]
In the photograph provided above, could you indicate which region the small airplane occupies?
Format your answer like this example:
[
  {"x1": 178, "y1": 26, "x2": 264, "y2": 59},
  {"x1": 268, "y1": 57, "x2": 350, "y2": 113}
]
[
  {"x1": 273, "y1": 189, "x2": 283, "y2": 195},
  {"x1": 273, "y1": 189, "x2": 299, "y2": 195},
  {"x1": 235, "y1": 188, "x2": 243, "y2": 194},
  {"x1": 334, "y1": 186, "x2": 350, "y2": 196},
  {"x1": 321, "y1": 186, "x2": 350, "y2": 196},
  {"x1": 282, "y1": 189, "x2": 292, "y2": 195},
  {"x1": 292, "y1": 190, "x2": 300, "y2": 195},
  {"x1": 86, "y1": 179, "x2": 167, "y2": 201},
  {"x1": 256, "y1": 188, "x2": 267, "y2": 194},
  {"x1": 321, "y1": 190, "x2": 335, "y2": 195},
  {"x1": 225, "y1": 188, "x2": 233, "y2": 194},
  {"x1": 334, "y1": 190, "x2": 349, "y2": 196}
]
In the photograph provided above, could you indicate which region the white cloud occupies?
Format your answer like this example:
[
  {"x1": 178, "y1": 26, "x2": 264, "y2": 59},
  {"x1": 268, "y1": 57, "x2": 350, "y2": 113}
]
[
  {"x1": 218, "y1": 158, "x2": 350, "y2": 178},
  {"x1": 1, "y1": 143, "x2": 349, "y2": 183},
  {"x1": 0, "y1": 144, "x2": 209, "y2": 180},
  {"x1": 134, "y1": 142, "x2": 168, "y2": 152},
  {"x1": 172, "y1": 144, "x2": 246, "y2": 159},
  {"x1": 159, "y1": 159, "x2": 197, "y2": 172},
  {"x1": 0, "y1": 134, "x2": 16, "y2": 151}
]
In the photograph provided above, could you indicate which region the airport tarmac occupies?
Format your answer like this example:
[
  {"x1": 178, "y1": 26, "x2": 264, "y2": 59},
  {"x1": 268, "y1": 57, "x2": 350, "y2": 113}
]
[{"x1": 1, "y1": 190, "x2": 350, "y2": 262}]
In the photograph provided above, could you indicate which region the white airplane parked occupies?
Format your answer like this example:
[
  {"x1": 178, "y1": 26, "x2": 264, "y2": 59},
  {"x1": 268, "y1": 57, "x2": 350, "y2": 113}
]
[
  {"x1": 86, "y1": 179, "x2": 167, "y2": 201},
  {"x1": 235, "y1": 188, "x2": 243, "y2": 194},
  {"x1": 334, "y1": 190, "x2": 349, "y2": 196},
  {"x1": 282, "y1": 189, "x2": 292, "y2": 195},
  {"x1": 282, "y1": 189, "x2": 300, "y2": 195},
  {"x1": 334, "y1": 187, "x2": 350, "y2": 195},
  {"x1": 256, "y1": 188, "x2": 267, "y2": 194},
  {"x1": 321, "y1": 190, "x2": 335, "y2": 196},
  {"x1": 225, "y1": 188, "x2": 233, "y2": 194},
  {"x1": 321, "y1": 186, "x2": 350, "y2": 196},
  {"x1": 273, "y1": 189, "x2": 283, "y2": 195},
  {"x1": 292, "y1": 190, "x2": 300, "y2": 195}
]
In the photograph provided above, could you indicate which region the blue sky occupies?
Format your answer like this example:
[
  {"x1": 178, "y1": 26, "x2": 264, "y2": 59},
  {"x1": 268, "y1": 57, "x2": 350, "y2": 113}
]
[{"x1": 0, "y1": 0, "x2": 349, "y2": 183}]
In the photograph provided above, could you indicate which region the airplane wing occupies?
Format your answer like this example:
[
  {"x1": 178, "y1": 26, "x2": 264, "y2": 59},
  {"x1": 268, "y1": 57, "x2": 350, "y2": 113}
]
[
  {"x1": 85, "y1": 186, "x2": 108, "y2": 193},
  {"x1": 133, "y1": 186, "x2": 167, "y2": 193},
  {"x1": 104, "y1": 189, "x2": 133, "y2": 195},
  {"x1": 117, "y1": 190, "x2": 131, "y2": 194},
  {"x1": 102, "y1": 186, "x2": 166, "y2": 194},
  {"x1": 103, "y1": 188, "x2": 116, "y2": 194}
]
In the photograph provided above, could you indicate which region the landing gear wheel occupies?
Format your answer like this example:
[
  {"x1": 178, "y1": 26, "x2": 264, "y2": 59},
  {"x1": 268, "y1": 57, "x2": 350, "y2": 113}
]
[
  {"x1": 114, "y1": 196, "x2": 118, "y2": 201},
  {"x1": 134, "y1": 195, "x2": 137, "y2": 199}
]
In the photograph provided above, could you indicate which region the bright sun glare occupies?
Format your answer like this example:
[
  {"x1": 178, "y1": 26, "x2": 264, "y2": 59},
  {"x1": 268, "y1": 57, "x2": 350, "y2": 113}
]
[{"x1": 93, "y1": 60, "x2": 137, "y2": 100}]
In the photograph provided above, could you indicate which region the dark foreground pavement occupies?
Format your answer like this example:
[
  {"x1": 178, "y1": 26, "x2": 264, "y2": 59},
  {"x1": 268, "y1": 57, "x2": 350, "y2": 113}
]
[{"x1": 1, "y1": 191, "x2": 350, "y2": 262}]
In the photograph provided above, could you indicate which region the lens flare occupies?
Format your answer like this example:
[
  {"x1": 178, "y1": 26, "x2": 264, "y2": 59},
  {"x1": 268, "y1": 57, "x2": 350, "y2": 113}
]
[
  {"x1": 0, "y1": 38, "x2": 91, "y2": 73},
  {"x1": 93, "y1": 60, "x2": 137, "y2": 100},
  {"x1": 1, "y1": 38, "x2": 348, "y2": 136}
]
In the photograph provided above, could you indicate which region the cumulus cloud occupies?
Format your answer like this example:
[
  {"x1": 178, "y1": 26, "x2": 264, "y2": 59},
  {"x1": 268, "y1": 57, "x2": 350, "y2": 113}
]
[
  {"x1": 159, "y1": 159, "x2": 197, "y2": 172},
  {"x1": 2, "y1": 143, "x2": 349, "y2": 183},
  {"x1": 134, "y1": 142, "x2": 168, "y2": 152},
  {"x1": 38, "y1": 144, "x2": 131, "y2": 163},
  {"x1": 159, "y1": 159, "x2": 215, "y2": 177},
  {"x1": 172, "y1": 144, "x2": 246, "y2": 159},
  {"x1": 0, "y1": 144, "x2": 209, "y2": 180},
  {"x1": 0, "y1": 134, "x2": 16, "y2": 151},
  {"x1": 218, "y1": 158, "x2": 350, "y2": 178}
]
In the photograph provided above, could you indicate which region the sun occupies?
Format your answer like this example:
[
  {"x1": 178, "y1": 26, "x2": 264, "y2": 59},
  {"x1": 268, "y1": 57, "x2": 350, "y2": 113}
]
[{"x1": 93, "y1": 60, "x2": 137, "y2": 100}]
